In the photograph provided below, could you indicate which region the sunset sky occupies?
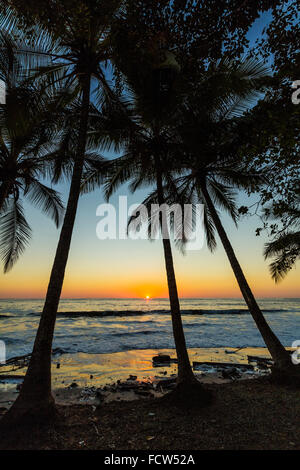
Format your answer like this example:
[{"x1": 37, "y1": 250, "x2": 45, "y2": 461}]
[
  {"x1": 0, "y1": 177, "x2": 299, "y2": 299},
  {"x1": 0, "y1": 11, "x2": 299, "y2": 300}
]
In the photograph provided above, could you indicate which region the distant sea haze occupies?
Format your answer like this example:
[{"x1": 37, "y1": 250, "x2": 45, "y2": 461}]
[{"x1": 0, "y1": 298, "x2": 299, "y2": 360}]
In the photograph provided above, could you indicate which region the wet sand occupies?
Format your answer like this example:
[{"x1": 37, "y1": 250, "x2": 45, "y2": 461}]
[{"x1": 0, "y1": 346, "x2": 277, "y2": 408}]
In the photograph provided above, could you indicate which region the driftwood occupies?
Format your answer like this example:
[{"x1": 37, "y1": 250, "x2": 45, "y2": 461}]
[
  {"x1": 193, "y1": 361, "x2": 254, "y2": 370},
  {"x1": 0, "y1": 352, "x2": 31, "y2": 367},
  {"x1": 225, "y1": 347, "x2": 247, "y2": 354},
  {"x1": 152, "y1": 355, "x2": 178, "y2": 366},
  {"x1": 0, "y1": 348, "x2": 63, "y2": 375},
  {"x1": 247, "y1": 356, "x2": 273, "y2": 365},
  {"x1": 0, "y1": 353, "x2": 31, "y2": 375}
]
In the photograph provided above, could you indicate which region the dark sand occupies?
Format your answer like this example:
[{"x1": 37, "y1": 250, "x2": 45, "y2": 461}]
[{"x1": 0, "y1": 377, "x2": 299, "y2": 450}]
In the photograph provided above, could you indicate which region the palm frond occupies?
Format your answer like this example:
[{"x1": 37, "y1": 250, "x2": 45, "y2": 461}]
[
  {"x1": 0, "y1": 198, "x2": 31, "y2": 272},
  {"x1": 264, "y1": 231, "x2": 300, "y2": 282},
  {"x1": 80, "y1": 152, "x2": 108, "y2": 194},
  {"x1": 203, "y1": 205, "x2": 217, "y2": 252},
  {"x1": 215, "y1": 166, "x2": 265, "y2": 192},
  {"x1": 103, "y1": 153, "x2": 141, "y2": 201},
  {"x1": 24, "y1": 179, "x2": 64, "y2": 227},
  {"x1": 207, "y1": 179, "x2": 238, "y2": 224}
]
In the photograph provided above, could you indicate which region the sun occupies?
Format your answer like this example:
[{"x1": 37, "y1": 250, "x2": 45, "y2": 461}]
[{"x1": 145, "y1": 295, "x2": 150, "y2": 300}]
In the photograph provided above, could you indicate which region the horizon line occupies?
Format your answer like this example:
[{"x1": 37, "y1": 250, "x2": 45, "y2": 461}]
[{"x1": 0, "y1": 296, "x2": 299, "y2": 300}]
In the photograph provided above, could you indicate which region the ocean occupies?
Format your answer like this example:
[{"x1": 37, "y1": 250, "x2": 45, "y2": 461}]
[{"x1": 0, "y1": 298, "x2": 299, "y2": 360}]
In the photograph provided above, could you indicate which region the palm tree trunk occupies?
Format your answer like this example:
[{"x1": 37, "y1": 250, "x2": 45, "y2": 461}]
[
  {"x1": 154, "y1": 154, "x2": 196, "y2": 384},
  {"x1": 201, "y1": 181, "x2": 291, "y2": 369},
  {"x1": 2, "y1": 75, "x2": 91, "y2": 425}
]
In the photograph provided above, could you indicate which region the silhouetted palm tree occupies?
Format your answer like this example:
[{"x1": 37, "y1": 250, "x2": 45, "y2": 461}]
[
  {"x1": 0, "y1": 31, "x2": 64, "y2": 272},
  {"x1": 157, "y1": 60, "x2": 295, "y2": 374},
  {"x1": 101, "y1": 123, "x2": 200, "y2": 388},
  {"x1": 173, "y1": 159, "x2": 292, "y2": 371},
  {"x1": 112, "y1": 57, "x2": 295, "y2": 376},
  {"x1": 1, "y1": 1, "x2": 121, "y2": 426},
  {"x1": 82, "y1": 44, "x2": 212, "y2": 402}
]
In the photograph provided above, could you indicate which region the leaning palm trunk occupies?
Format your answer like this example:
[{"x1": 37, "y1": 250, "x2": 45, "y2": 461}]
[
  {"x1": 154, "y1": 154, "x2": 196, "y2": 384},
  {"x1": 1, "y1": 76, "x2": 91, "y2": 426},
  {"x1": 201, "y1": 182, "x2": 291, "y2": 370}
]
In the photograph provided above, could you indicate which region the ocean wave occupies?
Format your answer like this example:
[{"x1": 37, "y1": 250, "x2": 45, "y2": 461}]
[
  {"x1": 110, "y1": 330, "x2": 164, "y2": 337},
  {"x1": 47, "y1": 308, "x2": 289, "y2": 317}
]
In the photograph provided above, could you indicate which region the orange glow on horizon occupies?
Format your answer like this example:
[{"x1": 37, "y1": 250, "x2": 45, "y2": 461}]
[
  {"x1": 1, "y1": 262, "x2": 299, "y2": 299},
  {"x1": 1, "y1": 278, "x2": 300, "y2": 299}
]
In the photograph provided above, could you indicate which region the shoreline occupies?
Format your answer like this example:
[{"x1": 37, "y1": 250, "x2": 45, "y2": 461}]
[
  {"x1": 0, "y1": 347, "x2": 299, "y2": 450},
  {"x1": 0, "y1": 347, "x2": 277, "y2": 408}
]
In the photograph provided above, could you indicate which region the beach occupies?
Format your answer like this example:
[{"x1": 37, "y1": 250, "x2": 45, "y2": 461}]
[
  {"x1": 0, "y1": 299, "x2": 299, "y2": 450},
  {"x1": 1, "y1": 297, "x2": 299, "y2": 408},
  {"x1": 1, "y1": 375, "x2": 299, "y2": 450},
  {"x1": 1, "y1": 346, "x2": 299, "y2": 450},
  {"x1": 0, "y1": 346, "x2": 286, "y2": 407}
]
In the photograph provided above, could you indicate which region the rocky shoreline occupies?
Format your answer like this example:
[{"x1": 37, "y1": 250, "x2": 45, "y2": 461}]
[{"x1": 0, "y1": 347, "x2": 277, "y2": 410}]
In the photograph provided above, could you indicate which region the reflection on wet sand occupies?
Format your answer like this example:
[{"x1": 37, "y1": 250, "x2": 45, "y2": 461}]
[
  {"x1": 50, "y1": 347, "x2": 276, "y2": 388},
  {"x1": 3, "y1": 346, "x2": 297, "y2": 408}
]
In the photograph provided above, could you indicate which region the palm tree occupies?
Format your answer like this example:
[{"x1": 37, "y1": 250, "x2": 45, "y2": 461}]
[
  {"x1": 103, "y1": 136, "x2": 200, "y2": 388},
  {"x1": 82, "y1": 45, "x2": 212, "y2": 403},
  {"x1": 125, "y1": 57, "x2": 296, "y2": 379},
  {"x1": 1, "y1": 1, "x2": 121, "y2": 426},
  {"x1": 0, "y1": 31, "x2": 64, "y2": 272},
  {"x1": 159, "y1": 60, "x2": 295, "y2": 374},
  {"x1": 184, "y1": 166, "x2": 292, "y2": 371}
]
